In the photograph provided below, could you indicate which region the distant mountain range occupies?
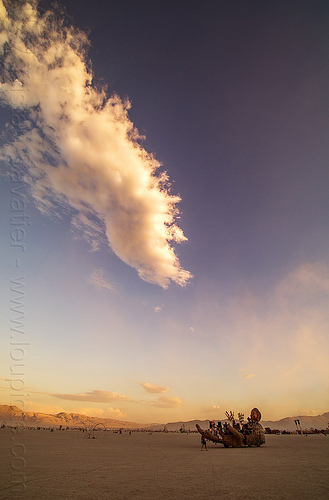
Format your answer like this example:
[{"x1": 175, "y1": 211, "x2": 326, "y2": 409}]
[
  {"x1": 1, "y1": 405, "x2": 328, "y2": 432},
  {"x1": 260, "y1": 413, "x2": 329, "y2": 432},
  {"x1": 0, "y1": 405, "x2": 148, "y2": 429}
]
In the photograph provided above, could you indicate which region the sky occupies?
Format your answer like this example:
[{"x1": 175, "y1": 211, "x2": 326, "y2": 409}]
[{"x1": 0, "y1": 0, "x2": 329, "y2": 424}]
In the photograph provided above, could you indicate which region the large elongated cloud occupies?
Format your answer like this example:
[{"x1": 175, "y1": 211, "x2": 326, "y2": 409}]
[
  {"x1": 51, "y1": 390, "x2": 131, "y2": 403},
  {"x1": 0, "y1": 0, "x2": 192, "y2": 288}
]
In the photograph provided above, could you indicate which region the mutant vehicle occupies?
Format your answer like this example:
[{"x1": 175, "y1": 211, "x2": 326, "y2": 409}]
[{"x1": 196, "y1": 407, "x2": 265, "y2": 448}]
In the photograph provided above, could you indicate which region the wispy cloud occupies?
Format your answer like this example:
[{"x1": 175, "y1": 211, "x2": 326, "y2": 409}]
[
  {"x1": 0, "y1": 0, "x2": 192, "y2": 288},
  {"x1": 87, "y1": 269, "x2": 116, "y2": 292},
  {"x1": 140, "y1": 382, "x2": 169, "y2": 394},
  {"x1": 276, "y1": 262, "x2": 329, "y2": 303},
  {"x1": 51, "y1": 390, "x2": 131, "y2": 403},
  {"x1": 277, "y1": 262, "x2": 329, "y2": 291},
  {"x1": 243, "y1": 374, "x2": 256, "y2": 379},
  {"x1": 151, "y1": 396, "x2": 182, "y2": 408}
]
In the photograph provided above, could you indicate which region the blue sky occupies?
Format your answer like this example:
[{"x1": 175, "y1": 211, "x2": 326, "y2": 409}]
[{"x1": 0, "y1": 0, "x2": 329, "y2": 423}]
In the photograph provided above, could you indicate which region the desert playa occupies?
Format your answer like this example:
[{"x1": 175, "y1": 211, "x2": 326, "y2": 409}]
[{"x1": 0, "y1": 428, "x2": 328, "y2": 499}]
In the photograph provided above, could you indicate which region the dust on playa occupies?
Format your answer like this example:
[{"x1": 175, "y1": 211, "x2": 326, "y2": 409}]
[{"x1": 0, "y1": 428, "x2": 328, "y2": 499}]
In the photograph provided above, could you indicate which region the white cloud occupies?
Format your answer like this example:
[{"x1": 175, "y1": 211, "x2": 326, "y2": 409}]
[
  {"x1": 140, "y1": 382, "x2": 169, "y2": 394},
  {"x1": 88, "y1": 269, "x2": 116, "y2": 292},
  {"x1": 154, "y1": 306, "x2": 162, "y2": 313},
  {"x1": 0, "y1": 0, "x2": 192, "y2": 288}
]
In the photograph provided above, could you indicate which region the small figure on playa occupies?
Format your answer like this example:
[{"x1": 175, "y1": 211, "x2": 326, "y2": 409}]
[{"x1": 201, "y1": 435, "x2": 208, "y2": 451}]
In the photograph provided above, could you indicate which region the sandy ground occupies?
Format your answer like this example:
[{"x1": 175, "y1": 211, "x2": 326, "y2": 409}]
[{"x1": 0, "y1": 428, "x2": 328, "y2": 499}]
